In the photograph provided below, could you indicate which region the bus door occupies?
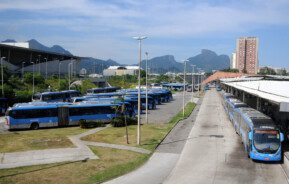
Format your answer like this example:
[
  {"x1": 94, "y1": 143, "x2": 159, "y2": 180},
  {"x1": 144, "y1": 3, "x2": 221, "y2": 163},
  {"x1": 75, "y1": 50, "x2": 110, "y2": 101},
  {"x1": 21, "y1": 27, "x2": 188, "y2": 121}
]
[{"x1": 58, "y1": 106, "x2": 69, "y2": 126}]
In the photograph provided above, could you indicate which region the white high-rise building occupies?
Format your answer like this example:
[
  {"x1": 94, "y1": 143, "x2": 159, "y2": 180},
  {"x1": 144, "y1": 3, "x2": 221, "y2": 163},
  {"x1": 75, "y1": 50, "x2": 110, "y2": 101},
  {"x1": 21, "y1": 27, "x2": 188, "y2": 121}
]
[{"x1": 230, "y1": 52, "x2": 237, "y2": 69}]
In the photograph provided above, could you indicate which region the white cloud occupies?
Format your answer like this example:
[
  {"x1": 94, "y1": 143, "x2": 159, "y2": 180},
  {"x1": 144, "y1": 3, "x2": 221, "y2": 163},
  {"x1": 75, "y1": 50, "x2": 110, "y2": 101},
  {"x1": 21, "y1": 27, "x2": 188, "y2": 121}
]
[
  {"x1": 1, "y1": 0, "x2": 289, "y2": 37},
  {"x1": 1, "y1": 0, "x2": 289, "y2": 64}
]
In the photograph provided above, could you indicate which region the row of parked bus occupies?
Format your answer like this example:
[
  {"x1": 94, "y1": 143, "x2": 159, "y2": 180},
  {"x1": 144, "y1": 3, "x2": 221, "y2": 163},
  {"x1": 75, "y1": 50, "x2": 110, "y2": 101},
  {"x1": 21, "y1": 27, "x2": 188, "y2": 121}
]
[
  {"x1": 222, "y1": 92, "x2": 284, "y2": 162},
  {"x1": 5, "y1": 87, "x2": 173, "y2": 130}
]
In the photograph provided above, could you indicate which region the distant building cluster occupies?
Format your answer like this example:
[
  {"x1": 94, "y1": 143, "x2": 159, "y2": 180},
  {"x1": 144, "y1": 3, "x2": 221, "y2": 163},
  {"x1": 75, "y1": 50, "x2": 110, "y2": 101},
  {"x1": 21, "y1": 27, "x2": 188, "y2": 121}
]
[
  {"x1": 1, "y1": 42, "x2": 29, "y2": 49},
  {"x1": 103, "y1": 66, "x2": 141, "y2": 76},
  {"x1": 231, "y1": 37, "x2": 259, "y2": 74}
]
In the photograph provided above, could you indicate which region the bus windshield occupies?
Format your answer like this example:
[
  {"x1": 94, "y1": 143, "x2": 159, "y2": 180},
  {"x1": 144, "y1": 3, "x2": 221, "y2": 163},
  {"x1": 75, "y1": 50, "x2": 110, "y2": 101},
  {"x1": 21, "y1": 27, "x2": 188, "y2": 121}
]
[{"x1": 253, "y1": 130, "x2": 280, "y2": 154}]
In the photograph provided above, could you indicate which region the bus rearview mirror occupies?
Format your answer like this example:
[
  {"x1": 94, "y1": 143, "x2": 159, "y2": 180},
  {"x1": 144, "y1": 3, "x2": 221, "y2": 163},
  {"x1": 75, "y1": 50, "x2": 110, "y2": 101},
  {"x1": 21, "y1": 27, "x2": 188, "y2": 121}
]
[{"x1": 280, "y1": 133, "x2": 285, "y2": 142}]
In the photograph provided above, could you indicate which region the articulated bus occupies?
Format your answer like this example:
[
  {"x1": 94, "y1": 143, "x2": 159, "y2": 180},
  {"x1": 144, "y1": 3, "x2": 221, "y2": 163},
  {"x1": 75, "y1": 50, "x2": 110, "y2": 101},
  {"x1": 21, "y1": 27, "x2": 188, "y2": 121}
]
[
  {"x1": 235, "y1": 107, "x2": 284, "y2": 161},
  {"x1": 222, "y1": 95, "x2": 284, "y2": 161},
  {"x1": 225, "y1": 98, "x2": 248, "y2": 122},
  {"x1": 5, "y1": 103, "x2": 122, "y2": 130}
]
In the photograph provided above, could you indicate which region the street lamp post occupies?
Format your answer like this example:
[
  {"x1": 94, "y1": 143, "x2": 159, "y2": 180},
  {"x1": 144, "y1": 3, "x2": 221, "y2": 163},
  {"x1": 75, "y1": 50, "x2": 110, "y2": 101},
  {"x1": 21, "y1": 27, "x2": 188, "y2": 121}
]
[
  {"x1": 145, "y1": 52, "x2": 149, "y2": 124},
  {"x1": 191, "y1": 65, "x2": 195, "y2": 102},
  {"x1": 133, "y1": 36, "x2": 147, "y2": 145},
  {"x1": 58, "y1": 61, "x2": 61, "y2": 90},
  {"x1": 197, "y1": 68, "x2": 201, "y2": 96},
  {"x1": 1, "y1": 57, "x2": 5, "y2": 97},
  {"x1": 68, "y1": 62, "x2": 72, "y2": 90},
  {"x1": 31, "y1": 62, "x2": 35, "y2": 94},
  {"x1": 183, "y1": 60, "x2": 188, "y2": 117},
  {"x1": 22, "y1": 61, "x2": 26, "y2": 81},
  {"x1": 44, "y1": 58, "x2": 48, "y2": 79},
  {"x1": 70, "y1": 58, "x2": 74, "y2": 78},
  {"x1": 38, "y1": 55, "x2": 41, "y2": 74}
]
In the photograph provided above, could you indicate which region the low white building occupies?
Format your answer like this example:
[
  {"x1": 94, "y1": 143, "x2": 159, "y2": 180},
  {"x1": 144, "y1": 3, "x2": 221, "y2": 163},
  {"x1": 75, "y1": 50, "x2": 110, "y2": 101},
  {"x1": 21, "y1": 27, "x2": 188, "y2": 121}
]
[
  {"x1": 103, "y1": 66, "x2": 142, "y2": 76},
  {"x1": 230, "y1": 52, "x2": 237, "y2": 69},
  {"x1": 1, "y1": 42, "x2": 29, "y2": 48}
]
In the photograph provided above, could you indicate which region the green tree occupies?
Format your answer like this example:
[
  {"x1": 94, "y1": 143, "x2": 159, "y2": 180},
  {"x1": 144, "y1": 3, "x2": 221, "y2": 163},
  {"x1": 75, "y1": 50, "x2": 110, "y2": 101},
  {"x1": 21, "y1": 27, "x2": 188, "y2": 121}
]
[
  {"x1": 281, "y1": 69, "x2": 287, "y2": 76},
  {"x1": 79, "y1": 80, "x2": 97, "y2": 94},
  {"x1": 258, "y1": 67, "x2": 276, "y2": 75},
  {"x1": 15, "y1": 90, "x2": 33, "y2": 103},
  {"x1": 0, "y1": 84, "x2": 14, "y2": 98}
]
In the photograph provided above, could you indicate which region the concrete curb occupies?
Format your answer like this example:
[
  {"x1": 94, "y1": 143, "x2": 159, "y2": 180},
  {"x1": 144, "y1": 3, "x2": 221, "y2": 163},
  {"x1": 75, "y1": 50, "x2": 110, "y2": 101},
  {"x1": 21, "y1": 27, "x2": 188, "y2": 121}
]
[{"x1": 83, "y1": 141, "x2": 151, "y2": 154}]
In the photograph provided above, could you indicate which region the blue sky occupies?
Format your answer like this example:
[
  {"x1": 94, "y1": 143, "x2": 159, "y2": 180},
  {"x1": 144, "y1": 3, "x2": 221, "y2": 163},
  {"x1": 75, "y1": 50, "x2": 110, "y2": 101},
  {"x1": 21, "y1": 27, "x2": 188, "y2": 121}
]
[{"x1": 0, "y1": 0, "x2": 289, "y2": 67}]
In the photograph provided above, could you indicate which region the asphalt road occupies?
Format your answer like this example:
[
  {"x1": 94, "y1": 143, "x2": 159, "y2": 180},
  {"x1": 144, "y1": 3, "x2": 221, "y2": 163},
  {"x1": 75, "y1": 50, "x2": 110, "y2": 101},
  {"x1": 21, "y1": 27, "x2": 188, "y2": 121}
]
[
  {"x1": 141, "y1": 92, "x2": 192, "y2": 124},
  {"x1": 165, "y1": 89, "x2": 288, "y2": 184}
]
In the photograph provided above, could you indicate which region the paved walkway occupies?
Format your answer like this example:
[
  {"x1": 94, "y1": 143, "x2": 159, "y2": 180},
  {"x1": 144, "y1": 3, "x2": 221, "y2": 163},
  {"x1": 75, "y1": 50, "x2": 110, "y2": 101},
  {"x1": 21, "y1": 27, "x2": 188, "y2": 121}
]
[{"x1": 105, "y1": 97, "x2": 201, "y2": 184}]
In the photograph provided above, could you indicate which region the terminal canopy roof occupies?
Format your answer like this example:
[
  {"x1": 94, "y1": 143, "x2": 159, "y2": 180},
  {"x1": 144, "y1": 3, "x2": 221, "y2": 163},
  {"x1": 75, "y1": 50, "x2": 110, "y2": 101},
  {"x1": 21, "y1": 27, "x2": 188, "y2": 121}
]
[{"x1": 221, "y1": 76, "x2": 289, "y2": 112}]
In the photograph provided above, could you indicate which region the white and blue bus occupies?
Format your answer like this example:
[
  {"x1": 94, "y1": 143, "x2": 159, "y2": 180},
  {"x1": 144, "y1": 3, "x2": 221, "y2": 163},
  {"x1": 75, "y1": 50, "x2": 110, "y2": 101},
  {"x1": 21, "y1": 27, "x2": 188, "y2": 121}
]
[
  {"x1": 32, "y1": 90, "x2": 80, "y2": 102},
  {"x1": 233, "y1": 107, "x2": 284, "y2": 162},
  {"x1": 225, "y1": 98, "x2": 248, "y2": 122},
  {"x1": 5, "y1": 102, "x2": 122, "y2": 130}
]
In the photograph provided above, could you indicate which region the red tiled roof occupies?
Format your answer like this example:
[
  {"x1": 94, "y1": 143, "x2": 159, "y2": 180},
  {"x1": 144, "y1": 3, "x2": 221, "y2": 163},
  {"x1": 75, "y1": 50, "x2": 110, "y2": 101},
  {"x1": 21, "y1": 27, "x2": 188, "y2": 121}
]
[{"x1": 202, "y1": 71, "x2": 246, "y2": 84}]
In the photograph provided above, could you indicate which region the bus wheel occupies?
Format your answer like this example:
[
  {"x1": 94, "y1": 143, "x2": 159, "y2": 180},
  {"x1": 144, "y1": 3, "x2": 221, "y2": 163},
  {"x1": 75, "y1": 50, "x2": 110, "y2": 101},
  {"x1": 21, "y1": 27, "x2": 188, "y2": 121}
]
[{"x1": 30, "y1": 123, "x2": 39, "y2": 130}]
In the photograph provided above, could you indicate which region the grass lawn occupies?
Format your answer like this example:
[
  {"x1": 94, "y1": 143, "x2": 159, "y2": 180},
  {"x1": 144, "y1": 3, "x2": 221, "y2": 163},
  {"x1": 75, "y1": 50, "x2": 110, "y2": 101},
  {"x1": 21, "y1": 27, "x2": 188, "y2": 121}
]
[
  {"x1": 82, "y1": 102, "x2": 196, "y2": 151},
  {"x1": 0, "y1": 127, "x2": 87, "y2": 153},
  {"x1": 0, "y1": 147, "x2": 149, "y2": 184},
  {"x1": 0, "y1": 102, "x2": 196, "y2": 184}
]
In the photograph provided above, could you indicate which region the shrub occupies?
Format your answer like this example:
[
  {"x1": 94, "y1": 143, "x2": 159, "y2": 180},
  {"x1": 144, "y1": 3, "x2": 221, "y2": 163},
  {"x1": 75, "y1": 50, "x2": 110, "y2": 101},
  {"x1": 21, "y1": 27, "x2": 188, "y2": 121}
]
[
  {"x1": 111, "y1": 116, "x2": 137, "y2": 127},
  {"x1": 79, "y1": 120, "x2": 105, "y2": 129}
]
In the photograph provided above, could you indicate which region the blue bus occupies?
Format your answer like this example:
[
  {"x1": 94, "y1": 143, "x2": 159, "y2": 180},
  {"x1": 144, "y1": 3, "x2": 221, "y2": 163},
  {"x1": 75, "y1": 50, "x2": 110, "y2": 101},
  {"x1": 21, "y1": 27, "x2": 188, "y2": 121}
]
[
  {"x1": 86, "y1": 87, "x2": 121, "y2": 94},
  {"x1": 222, "y1": 93, "x2": 234, "y2": 112},
  {"x1": 225, "y1": 98, "x2": 248, "y2": 122},
  {"x1": 32, "y1": 90, "x2": 80, "y2": 102},
  {"x1": 73, "y1": 97, "x2": 136, "y2": 117},
  {"x1": 68, "y1": 103, "x2": 122, "y2": 125},
  {"x1": 5, "y1": 103, "x2": 122, "y2": 130},
  {"x1": 232, "y1": 107, "x2": 284, "y2": 161}
]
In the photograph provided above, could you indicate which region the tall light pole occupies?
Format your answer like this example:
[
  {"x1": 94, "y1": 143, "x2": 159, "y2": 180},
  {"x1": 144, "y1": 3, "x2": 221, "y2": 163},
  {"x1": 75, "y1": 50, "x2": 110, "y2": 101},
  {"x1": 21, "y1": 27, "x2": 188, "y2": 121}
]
[
  {"x1": 68, "y1": 62, "x2": 72, "y2": 90},
  {"x1": 22, "y1": 61, "x2": 26, "y2": 81},
  {"x1": 182, "y1": 60, "x2": 188, "y2": 117},
  {"x1": 31, "y1": 62, "x2": 35, "y2": 94},
  {"x1": 133, "y1": 36, "x2": 147, "y2": 145},
  {"x1": 70, "y1": 58, "x2": 74, "y2": 78},
  {"x1": 1, "y1": 57, "x2": 5, "y2": 97},
  {"x1": 191, "y1": 65, "x2": 195, "y2": 102},
  {"x1": 145, "y1": 52, "x2": 149, "y2": 124},
  {"x1": 58, "y1": 61, "x2": 61, "y2": 90},
  {"x1": 38, "y1": 55, "x2": 41, "y2": 74},
  {"x1": 197, "y1": 68, "x2": 201, "y2": 96},
  {"x1": 44, "y1": 58, "x2": 48, "y2": 79}
]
